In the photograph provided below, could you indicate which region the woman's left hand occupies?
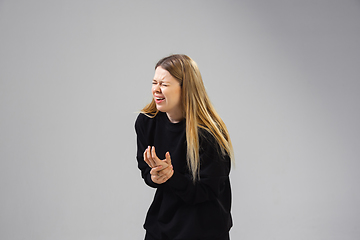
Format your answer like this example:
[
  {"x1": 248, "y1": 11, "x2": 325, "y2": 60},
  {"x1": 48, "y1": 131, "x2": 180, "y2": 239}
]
[{"x1": 144, "y1": 146, "x2": 174, "y2": 184}]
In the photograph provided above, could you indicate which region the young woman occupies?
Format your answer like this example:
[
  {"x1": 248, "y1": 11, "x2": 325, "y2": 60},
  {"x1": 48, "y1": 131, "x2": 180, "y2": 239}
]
[{"x1": 135, "y1": 54, "x2": 234, "y2": 240}]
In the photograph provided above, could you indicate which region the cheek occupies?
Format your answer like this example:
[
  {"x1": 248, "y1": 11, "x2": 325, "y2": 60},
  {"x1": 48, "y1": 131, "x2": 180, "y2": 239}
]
[{"x1": 175, "y1": 90, "x2": 182, "y2": 103}]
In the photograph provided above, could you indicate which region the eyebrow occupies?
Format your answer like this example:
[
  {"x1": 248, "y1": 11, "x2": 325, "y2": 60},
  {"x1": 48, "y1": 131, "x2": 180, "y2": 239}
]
[{"x1": 152, "y1": 79, "x2": 170, "y2": 83}]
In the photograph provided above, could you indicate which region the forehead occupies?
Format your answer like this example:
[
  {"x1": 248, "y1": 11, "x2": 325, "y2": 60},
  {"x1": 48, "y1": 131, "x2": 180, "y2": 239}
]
[{"x1": 153, "y1": 66, "x2": 177, "y2": 82}]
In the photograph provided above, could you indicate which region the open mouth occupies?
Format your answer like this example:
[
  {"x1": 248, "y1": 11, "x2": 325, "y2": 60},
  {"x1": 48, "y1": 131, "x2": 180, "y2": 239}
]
[{"x1": 155, "y1": 97, "x2": 165, "y2": 103}]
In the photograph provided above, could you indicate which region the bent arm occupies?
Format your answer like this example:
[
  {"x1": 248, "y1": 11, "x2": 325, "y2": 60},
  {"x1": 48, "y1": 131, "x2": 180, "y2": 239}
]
[
  {"x1": 135, "y1": 116, "x2": 162, "y2": 188},
  {"x1": 166, "y1": 134, "x2": 231, "y2": 205}
]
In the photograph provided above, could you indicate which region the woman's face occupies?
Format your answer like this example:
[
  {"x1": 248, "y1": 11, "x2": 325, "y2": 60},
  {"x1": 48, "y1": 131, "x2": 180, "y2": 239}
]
[{"x1": 152, "y1": 66, "x2": 182, "y2": 120}]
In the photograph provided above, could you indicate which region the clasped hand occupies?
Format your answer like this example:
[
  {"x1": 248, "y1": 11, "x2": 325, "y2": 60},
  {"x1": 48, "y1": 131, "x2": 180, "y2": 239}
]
[{"x1": 143, "y1": 146, "x2": 174, "y2": 184}]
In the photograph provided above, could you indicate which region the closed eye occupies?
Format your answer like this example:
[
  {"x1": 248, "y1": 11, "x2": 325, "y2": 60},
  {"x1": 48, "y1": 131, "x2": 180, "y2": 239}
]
[{"x1": 152, "y1": 80, "x2": 168, "y2": 86}]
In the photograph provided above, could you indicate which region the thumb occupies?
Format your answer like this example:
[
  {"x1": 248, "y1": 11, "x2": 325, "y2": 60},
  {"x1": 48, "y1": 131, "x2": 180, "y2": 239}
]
[{"x1": 165, "y1": 152, "x2": 172, "y2": 165}]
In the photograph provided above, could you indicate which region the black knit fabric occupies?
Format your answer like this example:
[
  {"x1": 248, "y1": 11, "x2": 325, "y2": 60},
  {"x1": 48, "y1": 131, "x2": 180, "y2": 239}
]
[{"x1": 135, "y1": 112, "x2": 232, "y2": 240}]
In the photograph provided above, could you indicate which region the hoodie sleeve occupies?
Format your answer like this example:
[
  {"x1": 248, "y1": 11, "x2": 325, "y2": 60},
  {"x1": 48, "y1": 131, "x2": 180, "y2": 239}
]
[
  {"x1": 135, "y1": 114, "x2": 162, "y2": 189},
  {"x1": 165, "y1": 130, "x2": 231, "y2": 205}
]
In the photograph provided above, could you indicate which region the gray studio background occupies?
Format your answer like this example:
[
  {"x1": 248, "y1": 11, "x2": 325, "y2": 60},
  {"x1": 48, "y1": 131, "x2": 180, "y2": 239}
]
[{"x1": 1, "y1": 0, "x2": 359, "y2": 239}]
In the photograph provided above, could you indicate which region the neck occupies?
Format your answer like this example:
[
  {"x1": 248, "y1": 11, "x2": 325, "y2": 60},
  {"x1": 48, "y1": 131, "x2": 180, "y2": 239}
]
[{"x1": 166, "y1": 111, "x2": 184, "y2": 123}]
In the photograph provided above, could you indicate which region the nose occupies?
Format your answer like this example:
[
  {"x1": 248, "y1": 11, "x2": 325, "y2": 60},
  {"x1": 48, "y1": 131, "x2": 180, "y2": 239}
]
[{"x1": 153, "y1": 83, "x2": 161, "y2": 93}]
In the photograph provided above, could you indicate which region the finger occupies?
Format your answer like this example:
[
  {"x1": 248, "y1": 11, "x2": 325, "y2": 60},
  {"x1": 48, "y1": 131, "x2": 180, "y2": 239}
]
[
  {"x1": 157, "y1": 175, "x2": 168, "y2": 183},
  {"x1": 150, "y1": 165, "x2": 163, "y2": 176},
  {"x1": 165, "y1": 152, "x2": 172, "y2": 165},
  {"x1": 145, "y1": 147, "x2": 153, "y2": 168},
  {"x1": 151, "y1": 171, "x2": 163, "y2": 184},
  {"x1": 151, "y1": 174, "x2": 159, "y2": 183},
  {"x1": 147, "y1": 146, "x2": 156, "y2": 167},
  {"x1": 158, "y1": 165, "x2": 173, "y2": 179},
  {"x1": 151, "y1": 146, "x2": 163, "y2": 166},
  {"x1": 151, "y1": 146, "x2": 162, "y2": 165},
  {"x1": 159, "y1": 161, "x2": 171, "y2": 170},
  {"x1": 143, "y1": 148, "x2": 151, "y2": 167},
  {"x1": 158, "y1": 164, "x2": 172, "y2": 175},
  {"x1": 158, "y1": 169, "x2": 173, "y2": 183}
]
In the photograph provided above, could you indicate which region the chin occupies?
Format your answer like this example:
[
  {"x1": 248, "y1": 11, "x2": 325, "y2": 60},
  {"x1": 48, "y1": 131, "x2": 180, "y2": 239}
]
[{"x1": 156, "y1": 106, "x2": 166, "y2": 112}]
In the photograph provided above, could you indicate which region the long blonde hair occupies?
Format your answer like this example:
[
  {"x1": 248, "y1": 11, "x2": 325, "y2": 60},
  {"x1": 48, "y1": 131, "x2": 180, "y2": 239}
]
[{"x1": 141, "y1": 54, "x2": 234, "y2": 182}]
